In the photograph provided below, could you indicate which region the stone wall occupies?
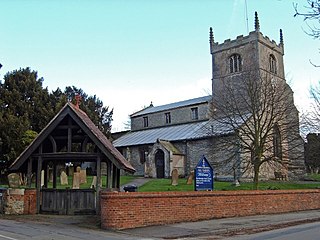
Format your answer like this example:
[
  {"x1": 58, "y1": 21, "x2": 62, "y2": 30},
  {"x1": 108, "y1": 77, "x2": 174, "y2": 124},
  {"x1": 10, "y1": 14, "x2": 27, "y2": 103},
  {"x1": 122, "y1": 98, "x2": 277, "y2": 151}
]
[
  {"x1": 131, "y1": 102, "x2": 209, "y2": 131},
  {"x1": 122, "y1": 134, "x2": 239, "y2": 178},
  {"x1": 100, "y1": 189, "x2": 320, "y2": 230},
  {"x1": 3, "y1": 188, "x2": 37, "y2": 215}
]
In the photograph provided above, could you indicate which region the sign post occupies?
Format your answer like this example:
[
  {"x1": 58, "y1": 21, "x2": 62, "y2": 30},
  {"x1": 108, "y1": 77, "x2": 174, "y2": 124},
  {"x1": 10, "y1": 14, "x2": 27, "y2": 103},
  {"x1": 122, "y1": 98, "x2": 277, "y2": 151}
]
[{"x1": 194, "y1": 155, "x2": 214, "y2": 191}]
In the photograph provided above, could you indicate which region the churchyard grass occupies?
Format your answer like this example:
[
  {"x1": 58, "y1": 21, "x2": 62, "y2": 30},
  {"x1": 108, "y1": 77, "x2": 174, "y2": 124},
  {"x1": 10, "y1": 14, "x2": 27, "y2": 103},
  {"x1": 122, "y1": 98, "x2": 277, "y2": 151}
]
[
  {"x1": 1, "y1": 175, "x2": 319, "y2": 191},
  {"x1": 46, "y1": 175, "x2": 138, "y2": 189},
  {"x1": 138, "y1": 178, "x2": 320, "y2": 192},
  {"x1": 0, "y1": 175, "x2": 138, "y2": 189},
  {"x1": 307, "y1": 173, "x2": 320, "y2": 181}
]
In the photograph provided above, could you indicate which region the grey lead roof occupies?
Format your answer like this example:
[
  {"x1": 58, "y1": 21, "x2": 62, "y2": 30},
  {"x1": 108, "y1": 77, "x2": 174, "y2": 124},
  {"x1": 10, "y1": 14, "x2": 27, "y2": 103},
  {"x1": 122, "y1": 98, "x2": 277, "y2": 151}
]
[
  {"x1": 113, "y1": 116, "x2": 248, "y2": 147},
  {"x1": 130, "y1": 95, "x2": 212, "y2": 117}
]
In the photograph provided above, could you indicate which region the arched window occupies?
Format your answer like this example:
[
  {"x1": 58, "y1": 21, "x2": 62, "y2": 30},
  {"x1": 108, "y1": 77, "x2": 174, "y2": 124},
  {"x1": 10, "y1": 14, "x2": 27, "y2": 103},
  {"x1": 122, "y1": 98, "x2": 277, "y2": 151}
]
[
  {"x1": 229, "y1": 54, "x2": 242, "y2": 73},
  {"x1": 269, "y1": 54, "x2": 277, "y2": 74},
  {"x1": 273, "y1": 124, "x2": 282, "y2": 160}
]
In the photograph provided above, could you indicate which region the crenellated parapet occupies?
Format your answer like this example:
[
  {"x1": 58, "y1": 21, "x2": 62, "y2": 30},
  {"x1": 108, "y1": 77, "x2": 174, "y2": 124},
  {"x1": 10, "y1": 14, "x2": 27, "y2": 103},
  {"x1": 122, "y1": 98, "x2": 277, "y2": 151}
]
[
  {"x1": 211, "y1": 30, "x2": 284, "y2": 55},
  {"x1": 210, "y1": 11, "x2": 284, "y2": 55}
]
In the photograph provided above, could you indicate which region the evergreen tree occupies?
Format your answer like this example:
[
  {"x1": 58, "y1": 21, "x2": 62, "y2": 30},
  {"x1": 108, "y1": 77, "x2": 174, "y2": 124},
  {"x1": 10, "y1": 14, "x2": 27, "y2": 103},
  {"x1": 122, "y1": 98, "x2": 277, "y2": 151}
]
[
  {"x1": 305, "y1": 133, "x2": 320, "y2": 173},
  {"x1": 0, "y1": 68, "x2": 53, "y2": 175},
  {"x1": 0, "y1": 68, "x2": 113, "y2": 176}
]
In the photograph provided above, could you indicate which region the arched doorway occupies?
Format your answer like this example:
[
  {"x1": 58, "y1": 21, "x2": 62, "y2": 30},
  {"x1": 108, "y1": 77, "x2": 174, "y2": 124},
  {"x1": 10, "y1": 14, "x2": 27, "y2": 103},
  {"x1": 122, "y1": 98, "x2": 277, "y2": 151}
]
[{"x1": 155, "y1": 150, "x2": 165, "y2": 178}]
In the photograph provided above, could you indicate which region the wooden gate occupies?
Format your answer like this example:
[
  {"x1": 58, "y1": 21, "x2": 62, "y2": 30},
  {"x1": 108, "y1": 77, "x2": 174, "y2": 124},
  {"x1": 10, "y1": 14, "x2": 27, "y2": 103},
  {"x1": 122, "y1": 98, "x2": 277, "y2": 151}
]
[{"x1": 41, "y1": 189, "x2": 96, "y2": 215}]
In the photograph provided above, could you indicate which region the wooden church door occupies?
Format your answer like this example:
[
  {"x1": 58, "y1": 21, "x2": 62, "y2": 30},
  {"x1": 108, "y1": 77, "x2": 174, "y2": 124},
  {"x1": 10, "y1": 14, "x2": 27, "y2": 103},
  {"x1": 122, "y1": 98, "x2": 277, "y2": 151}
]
[{"x1": 155, "y1": 150, "x2": 165, "y2": 178}]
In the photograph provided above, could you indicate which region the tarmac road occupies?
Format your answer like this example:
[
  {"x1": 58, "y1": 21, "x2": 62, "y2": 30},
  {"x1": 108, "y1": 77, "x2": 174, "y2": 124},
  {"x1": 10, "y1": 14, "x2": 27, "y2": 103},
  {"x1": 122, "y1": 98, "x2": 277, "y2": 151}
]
[
  {"x1": 1, "y1": 210, "x2": 320, "y2": 240},
  {"x1": 0, "y1": 216, "x2": 142, "y2": 240},
  {"x1": 225, "y1": 221, "x2": 320, "y2": 240}
]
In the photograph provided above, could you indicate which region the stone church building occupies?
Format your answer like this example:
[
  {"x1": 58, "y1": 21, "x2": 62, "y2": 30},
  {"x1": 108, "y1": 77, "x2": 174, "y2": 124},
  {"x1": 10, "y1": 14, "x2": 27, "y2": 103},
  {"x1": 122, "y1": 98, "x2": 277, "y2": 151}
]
[{"x1": 113, "y1": 13, "x2": 305, "y2": 181}]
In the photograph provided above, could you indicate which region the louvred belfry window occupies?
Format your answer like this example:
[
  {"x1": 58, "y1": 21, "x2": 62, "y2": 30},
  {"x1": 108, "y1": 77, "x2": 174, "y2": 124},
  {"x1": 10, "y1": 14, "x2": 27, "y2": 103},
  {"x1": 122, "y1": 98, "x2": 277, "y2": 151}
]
[{"x1": 229, "y1": 54, "x2": 242, "y2": 73}]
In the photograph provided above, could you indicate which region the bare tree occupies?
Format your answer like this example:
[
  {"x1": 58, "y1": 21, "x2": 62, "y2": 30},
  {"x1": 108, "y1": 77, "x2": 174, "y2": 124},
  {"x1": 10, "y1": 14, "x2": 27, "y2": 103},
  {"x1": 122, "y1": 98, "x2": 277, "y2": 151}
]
[
  {"x1": 294, "y1": 0, "x2": 320, "y2": 38},
  {"x1": 210, "y1": 70, "x2": 304, "y2": 189},
  {"x1": 300, "y1": 82, "x2": 320, "y2": 135},
  {"x1": 294, "y1": 0, "x2": 320, "y2": 66}
]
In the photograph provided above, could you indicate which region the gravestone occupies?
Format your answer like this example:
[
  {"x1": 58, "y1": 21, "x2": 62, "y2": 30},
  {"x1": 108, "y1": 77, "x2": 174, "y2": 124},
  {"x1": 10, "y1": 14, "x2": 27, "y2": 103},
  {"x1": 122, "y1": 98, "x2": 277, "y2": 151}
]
[
  {"x1": 60, "y1": 171, "x2": 68, "y2": 185},
  {"x1": 68, "y1": 166, "x2": 74, "y2": 177},
  {"x1": 171, "y1": 169, "x2": 179, "y2": 186},
  {"x1": 91, "y1": 176, "x2": 97, "y2": 189},
  {"x1": 7, "y1": 173, "x2": 20, "y2": 188},
  {"x1": 101, "y1": 162, "x2": 107, "y2": 175},
  {"x1": 186, "y1": 171, "x2": 194, "y2": 185},
  {"x1": 48, "y1": 168, "x2": 53, "y2": 183},
  {"x1": 79, "y1": 169, "x2": 87, "y2": 184},
  {"x1": 72, "y1": 172, "x2": 80, "y2": 189},
  {"x1": 41, "y1": 170, "x2": 45, "y2": 187}
]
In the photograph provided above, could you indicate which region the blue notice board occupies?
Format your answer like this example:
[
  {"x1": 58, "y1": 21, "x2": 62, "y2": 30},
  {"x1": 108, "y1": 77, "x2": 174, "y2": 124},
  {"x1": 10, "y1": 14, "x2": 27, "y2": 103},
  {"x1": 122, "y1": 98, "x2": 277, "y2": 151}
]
[{"x1": 194, "y1": 155, "x2": 214, "y2": 191}]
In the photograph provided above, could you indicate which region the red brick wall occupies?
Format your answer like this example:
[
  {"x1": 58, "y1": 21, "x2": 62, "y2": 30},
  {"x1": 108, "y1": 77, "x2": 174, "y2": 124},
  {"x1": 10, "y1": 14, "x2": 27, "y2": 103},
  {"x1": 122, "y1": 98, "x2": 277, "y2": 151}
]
[
  {"x1": 24, "y1": 189, "x2": 37, "y2": 214},
  {"x1": 100, "y1": 190, "x2": 320, "y2": 230},
  {"x1": 4, "y1": 188, "x2": 37, "y2": 215}
]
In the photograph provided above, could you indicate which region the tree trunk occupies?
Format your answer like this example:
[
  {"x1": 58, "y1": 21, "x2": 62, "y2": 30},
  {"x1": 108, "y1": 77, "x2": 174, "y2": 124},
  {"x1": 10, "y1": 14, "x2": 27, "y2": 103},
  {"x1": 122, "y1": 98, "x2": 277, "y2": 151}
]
[{"x1": 253, "y1": 164, "x2": 259, "y2": 190}]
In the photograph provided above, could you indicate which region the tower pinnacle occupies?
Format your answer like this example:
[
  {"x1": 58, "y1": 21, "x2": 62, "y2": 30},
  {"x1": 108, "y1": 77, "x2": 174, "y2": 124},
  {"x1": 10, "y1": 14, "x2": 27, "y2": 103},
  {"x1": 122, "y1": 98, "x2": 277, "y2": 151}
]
[
  {"x1": 254, "y1": 11, "x2": 260, "y2": 32},
  {"x1": 209, "y1": 27, "x2": 214, "y2": 53},
  {"x1": 280, "y1": 29, "x2": 284, "y2": 45}
]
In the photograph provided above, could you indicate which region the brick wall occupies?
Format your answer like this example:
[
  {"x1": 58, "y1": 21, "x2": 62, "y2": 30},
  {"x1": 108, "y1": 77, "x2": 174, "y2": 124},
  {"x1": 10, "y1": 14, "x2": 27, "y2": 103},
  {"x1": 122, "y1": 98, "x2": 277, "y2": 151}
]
[
  {"x1": 3, "y1": 188, "x2": 37, "y2": 215},
  {"x1": 24, "y1": 189, "x2": 37, "y2": 214},
  {"x1": 100, "y1": 190, "x2": 320, "y2": 230}
]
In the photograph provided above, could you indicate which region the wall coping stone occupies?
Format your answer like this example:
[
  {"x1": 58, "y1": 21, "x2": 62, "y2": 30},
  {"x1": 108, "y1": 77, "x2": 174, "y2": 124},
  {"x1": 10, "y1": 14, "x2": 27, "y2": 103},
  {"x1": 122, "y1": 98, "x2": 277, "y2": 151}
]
[
  {"x1": 100, "y1": 189, "x2": 320, "y2": 199},
  {"x1": 7, "y1": 188, "x2": 25, "y2": 195}
]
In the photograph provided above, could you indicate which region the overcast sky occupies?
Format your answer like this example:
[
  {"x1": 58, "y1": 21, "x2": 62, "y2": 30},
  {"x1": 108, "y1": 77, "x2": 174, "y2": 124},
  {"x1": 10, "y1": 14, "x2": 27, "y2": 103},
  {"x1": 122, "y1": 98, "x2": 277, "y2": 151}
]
[{"x1": 0, "y1": 0, "x2": 318, "y2": 131}]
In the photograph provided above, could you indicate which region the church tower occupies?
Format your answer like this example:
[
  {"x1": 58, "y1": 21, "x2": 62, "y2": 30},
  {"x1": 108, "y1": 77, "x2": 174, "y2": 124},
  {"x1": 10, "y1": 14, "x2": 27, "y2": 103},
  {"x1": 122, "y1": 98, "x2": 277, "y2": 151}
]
[
  {"x1": 209, "y1": 12, "x2": 305, "y2": 180},
  {"x1": 210, "y1": 12, "x2": 285, "y2": 98}
]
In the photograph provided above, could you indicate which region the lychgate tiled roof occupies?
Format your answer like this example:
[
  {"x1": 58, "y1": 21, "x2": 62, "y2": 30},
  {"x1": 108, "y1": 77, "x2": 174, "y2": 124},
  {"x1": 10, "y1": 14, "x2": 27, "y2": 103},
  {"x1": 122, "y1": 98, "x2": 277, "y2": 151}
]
[
  {"x1": 10, "y1": 102, "x2": 135, "y2": 173},
  {"x1": 68, "y1": 103, "x2": 135, "y2": 172}
]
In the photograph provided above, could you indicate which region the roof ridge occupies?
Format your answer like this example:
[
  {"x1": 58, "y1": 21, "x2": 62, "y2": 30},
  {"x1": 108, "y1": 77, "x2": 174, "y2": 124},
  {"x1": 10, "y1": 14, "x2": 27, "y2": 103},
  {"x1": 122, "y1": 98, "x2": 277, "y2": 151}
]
[{"x1": 131, "y1": 95, "x2": 211, "y2": 117}]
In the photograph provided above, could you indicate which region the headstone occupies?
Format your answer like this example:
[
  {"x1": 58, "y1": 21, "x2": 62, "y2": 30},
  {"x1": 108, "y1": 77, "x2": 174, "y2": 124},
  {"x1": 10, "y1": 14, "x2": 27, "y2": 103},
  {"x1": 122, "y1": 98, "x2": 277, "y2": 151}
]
[
  {"x1": 79, "y1": 169, "x2": 87, "y2": 184},
  {"x1": 72, "y1": 172, "x2": 80, "y2": 189},
  {"x1": 186, "y1": 171, "x2": 194, "y2": 185},
  {"x1": 91, "y1": 176, "x2": 97, "y2": 189},
  {"x1": 7, "y1": 173, "x2": 20, "y2": 188},
  {"x1": 41, "y1": 170, "x2": 45, "y2": 187},
  {"x1": 76, "y1": 166, "x2": 81, "y2": 173},
  {"x1": 48, "y1": 168, "x2": 53, "y2": 183},
  {"x1": 171, "y1": 169, "x2": 179, "y2": 186},
  {"x1": 68, "y1": 166, "x2": 74, "y2": 177},
  {"x1": 60, "y1": 171, "x2": 68, "y2": 185},
  {"x1": 101, "y1": 162, "x2": 107, "y2": 175}
]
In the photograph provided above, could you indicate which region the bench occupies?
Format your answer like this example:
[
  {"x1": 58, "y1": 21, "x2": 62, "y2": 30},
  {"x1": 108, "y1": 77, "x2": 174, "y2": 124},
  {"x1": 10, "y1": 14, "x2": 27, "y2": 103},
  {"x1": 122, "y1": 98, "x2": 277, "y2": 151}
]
[{"x1": 274, "y1": 171, "x2": 287, "y2": 181}]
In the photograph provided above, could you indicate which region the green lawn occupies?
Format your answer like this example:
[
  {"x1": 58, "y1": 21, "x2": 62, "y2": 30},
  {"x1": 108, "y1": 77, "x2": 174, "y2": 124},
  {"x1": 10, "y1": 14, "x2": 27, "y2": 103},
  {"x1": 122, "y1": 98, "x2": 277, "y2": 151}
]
[
  {"x1": 0, "y1": 175, "x2": 138, "y2": 189},
  {"x1": 2, "y1": 175, "x2": 320, "y2": 191},
  {"x1": 138, "y1": 178, "x2": 320, "y2": 192},
  {"x1": 307, "y1": 173, "x2": 320, "y2": 181}
]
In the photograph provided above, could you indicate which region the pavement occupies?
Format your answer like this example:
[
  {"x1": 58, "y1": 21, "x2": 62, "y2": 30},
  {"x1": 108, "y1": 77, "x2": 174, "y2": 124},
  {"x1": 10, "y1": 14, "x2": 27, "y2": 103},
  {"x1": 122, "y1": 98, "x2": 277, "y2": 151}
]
[
  {"x1": 119, "y1": 210, "x2": 320, "y2": 239},
  {"x1": 1, "y1": 210, "x2": 320, "y2": 239}
]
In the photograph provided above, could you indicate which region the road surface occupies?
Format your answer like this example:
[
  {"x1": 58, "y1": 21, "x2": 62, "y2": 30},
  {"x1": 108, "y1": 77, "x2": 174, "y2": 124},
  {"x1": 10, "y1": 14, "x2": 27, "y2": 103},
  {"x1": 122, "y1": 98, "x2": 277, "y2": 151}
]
[
  {"x1": 0, "y1": 217, "x2": 142, "y2": 240},
  {"x1": 226, "y1": 221, "x2": 320, "y2": 240}
]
